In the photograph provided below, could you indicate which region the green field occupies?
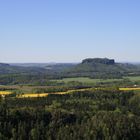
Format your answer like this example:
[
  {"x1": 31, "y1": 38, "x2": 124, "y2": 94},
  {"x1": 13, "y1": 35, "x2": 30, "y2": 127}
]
[
  {"x1": 125, "y1": 76, "x2": 140, "y2": 81},
  {"x1": 54, "y1": 77, "x2": 123, "y2": 84},
  {"x1": 53, "y1": 76, "x2": 140, "y2": 86}
]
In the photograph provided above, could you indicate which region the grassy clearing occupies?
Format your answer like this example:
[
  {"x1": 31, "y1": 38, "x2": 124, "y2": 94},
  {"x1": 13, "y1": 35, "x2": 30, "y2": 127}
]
[
  {"x1": 53, "y1": 77, "x2": 123, "y2": 84},
  {"x1": 124, "y1": 76, "x2": 140, "y2": 82},
  {"x1": 53, "y1": 76, "x2": 140, "y2": 84}
]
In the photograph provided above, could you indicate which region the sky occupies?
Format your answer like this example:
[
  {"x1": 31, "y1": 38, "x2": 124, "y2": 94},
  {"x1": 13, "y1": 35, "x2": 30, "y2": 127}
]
[{"x1": 0, "y1": 0, "x2": 140, "y2": 63}]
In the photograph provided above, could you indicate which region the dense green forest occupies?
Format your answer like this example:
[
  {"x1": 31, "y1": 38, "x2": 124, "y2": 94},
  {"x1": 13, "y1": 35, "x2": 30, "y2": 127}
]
[{"x1": 0, "y1": 89, "x2": 140, "y2": 140}]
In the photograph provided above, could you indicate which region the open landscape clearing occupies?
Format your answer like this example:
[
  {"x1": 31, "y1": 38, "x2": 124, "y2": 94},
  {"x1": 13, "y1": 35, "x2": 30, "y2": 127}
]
[
  {"x1": 53, "y1": 77, "x2": 123, "y2": 83},
  {"x1": 53, "y1": 76, "x2": 140, "y2": 84},
  {"x1": 125, "y1": 76, "x2": 140, "y2": 82}
]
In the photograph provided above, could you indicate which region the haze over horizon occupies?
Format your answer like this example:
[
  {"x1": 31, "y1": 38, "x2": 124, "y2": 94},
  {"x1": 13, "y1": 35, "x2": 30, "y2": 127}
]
[{"x1": 0, "y1": 0, "x2": 140, "y2": 63}]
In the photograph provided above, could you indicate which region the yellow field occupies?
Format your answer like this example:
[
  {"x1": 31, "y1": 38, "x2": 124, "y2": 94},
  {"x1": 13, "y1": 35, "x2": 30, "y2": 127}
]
[
  {"x1": 119, "y1": 88, "x2": 140, "y2": 91},
  {"x1": 17, "y1": 88, "x2": 93, "y2": 98},
  {"x1": 18, "y1": 93, "x2": 49, "y2": 98},
  {"x1": 14, "y1": 87, "x2": 140, "y2": 98},
  {"x1": 0, "y1": 91, "x2": 12, "y2": 95},
  {"x1": 57, "y1": 88, "x2": 92, "y2": 95}
]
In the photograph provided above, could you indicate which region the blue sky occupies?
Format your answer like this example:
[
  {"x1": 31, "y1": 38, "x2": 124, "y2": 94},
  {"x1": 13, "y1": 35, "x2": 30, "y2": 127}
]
[{"x1": 0, "y1": 0, "x2": 140, "y2": 62}]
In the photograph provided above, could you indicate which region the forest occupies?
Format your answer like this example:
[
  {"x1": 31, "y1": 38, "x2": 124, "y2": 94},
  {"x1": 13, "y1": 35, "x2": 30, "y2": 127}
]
[{"x1": 0, "y1": 89, "x2": 140, "y2": 139}]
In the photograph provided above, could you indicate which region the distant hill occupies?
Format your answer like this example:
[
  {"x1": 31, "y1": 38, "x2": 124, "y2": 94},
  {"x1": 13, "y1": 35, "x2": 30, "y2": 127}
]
[
  {"x1": 0, "y1": 63, "x2": 10, "y2": 67},
  {"x1": 0, "y1": 62, "x2": 76, "y2": 84},
  {"x1": 10, "y1": 63, "x2": 76, "y2": 70},
  {"x1": 82, "y1": 58, "x2": 115, "y2": 65},
  {"x1": 0, "y1": 59, "x2": 140, "y2": 84},
  {"x1": 0, "y1": 62, "x2": 76, "y2": 75},
  {"x1": 64, "y1": 58, "x2": 140, "y2": 78},
  {"x1": 0, "y1": 63, "x2": 47, "y2": 75}
]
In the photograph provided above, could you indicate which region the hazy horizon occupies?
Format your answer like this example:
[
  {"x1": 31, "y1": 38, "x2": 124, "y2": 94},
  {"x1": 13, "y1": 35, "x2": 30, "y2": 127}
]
[
  {"x1": 2, "y1": 58, "x2": 140, "y2": 64},
  {"x1": 0, "y1": 0, "x2": 140, "y2": 63}
]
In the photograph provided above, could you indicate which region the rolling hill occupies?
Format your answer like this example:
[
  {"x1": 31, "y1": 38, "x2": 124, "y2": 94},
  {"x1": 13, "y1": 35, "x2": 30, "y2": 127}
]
[
  {"x1": 64, "y1": 58, "x2": 140, "y2": 78},
  {"x1": 0, "y1": 58, "x2": 140, "y2": 84}
]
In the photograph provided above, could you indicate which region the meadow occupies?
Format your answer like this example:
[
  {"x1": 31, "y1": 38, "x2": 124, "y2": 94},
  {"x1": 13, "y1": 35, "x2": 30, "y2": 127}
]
[
  {"x1": 125, "y1": 76, "x2": 140, "y2": 82},
  {"x1": 53, "y1": 76, "x2": 140, "y2": 83},
  {"x1": 53, "y1": 77, "x2": 123, "y2": 84},
  {"x1": 0, "y1": 76, "x2": 139, "y2": 98}
]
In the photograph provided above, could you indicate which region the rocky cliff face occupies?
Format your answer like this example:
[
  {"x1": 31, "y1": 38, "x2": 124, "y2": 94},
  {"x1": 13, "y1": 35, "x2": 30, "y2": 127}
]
[{"x1": 82, "y1": 58, "x2": 115, "y2": 65}]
